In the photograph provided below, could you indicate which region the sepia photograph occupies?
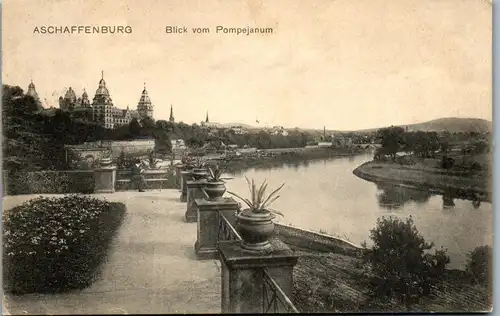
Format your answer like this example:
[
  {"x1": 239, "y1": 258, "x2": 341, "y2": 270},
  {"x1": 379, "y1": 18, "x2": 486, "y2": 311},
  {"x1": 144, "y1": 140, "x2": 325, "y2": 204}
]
[{"x1": 1, "y1": 0, "x2": 493, "y2": 314}]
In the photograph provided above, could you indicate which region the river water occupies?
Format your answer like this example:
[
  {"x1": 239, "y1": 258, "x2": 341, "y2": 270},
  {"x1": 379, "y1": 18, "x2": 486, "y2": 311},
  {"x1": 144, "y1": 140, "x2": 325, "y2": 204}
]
[{"x1": 227, "y1": 153, "x2": 493, "y2": 270}]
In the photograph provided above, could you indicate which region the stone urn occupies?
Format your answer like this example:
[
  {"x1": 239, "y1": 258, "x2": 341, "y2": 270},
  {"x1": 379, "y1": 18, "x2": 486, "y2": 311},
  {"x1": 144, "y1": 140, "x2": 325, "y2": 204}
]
[
  {"x1": 204, "y1": 181, "x2": 226, "y2": 201},
  {"x1": 235, "y1": 209, "x2": 276, "y2": 252},
  {"x1": 99, "y1": 157, "x2": 112, "y2": 168},
  {"x1": 192, "y1": 168, "x2": 208, "y2": 180}
]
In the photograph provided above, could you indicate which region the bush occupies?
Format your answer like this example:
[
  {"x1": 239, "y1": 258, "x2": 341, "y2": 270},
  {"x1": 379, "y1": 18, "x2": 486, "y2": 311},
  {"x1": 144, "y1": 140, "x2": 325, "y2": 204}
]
[
  {"x1": 440, "y1": 156, "x2": 455, "y2": 170},
  {"x1": 5, "y1": 171, "x2": 94, "y2": 195},
  {"x1": 466, "y1": 245, "x2": 492, "y2": 287},
  {"x1": 3, "y1": 195, "x2": 126, "y2": 294},
  {"x1": 363, "y1": 216, "x2": 450, "y2": 307}
]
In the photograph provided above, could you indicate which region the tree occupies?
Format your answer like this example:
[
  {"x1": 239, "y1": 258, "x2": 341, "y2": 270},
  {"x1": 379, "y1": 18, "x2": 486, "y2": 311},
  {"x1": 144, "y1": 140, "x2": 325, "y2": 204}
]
[
  {"x1": 363, "y1": 216, "x2": 450, "y2": 308},
  {"x1": 128, "y1": 118, "x2": 141, "y2": 138},
  {"x1": 377, "y1": 127, "x2": 405, "y2": 160},
  {"x1": 466, "y1": 245, "x2": 492, "y2": 287}
]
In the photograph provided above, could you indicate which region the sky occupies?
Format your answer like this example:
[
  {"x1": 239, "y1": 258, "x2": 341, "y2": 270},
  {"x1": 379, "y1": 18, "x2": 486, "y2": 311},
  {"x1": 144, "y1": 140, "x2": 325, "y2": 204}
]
[{"x1": 2, "y1": 0, "x2": 492, "y2": 130}]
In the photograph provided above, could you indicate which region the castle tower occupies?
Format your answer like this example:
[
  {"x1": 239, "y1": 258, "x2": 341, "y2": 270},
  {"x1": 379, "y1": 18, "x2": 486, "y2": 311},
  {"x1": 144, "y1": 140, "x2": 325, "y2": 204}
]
[
  {"x1": 137, "y1": 83, "x2": 154, "y2": 120},
  {"x1": 80, "y1": 89, "x2": 90, "y2": 107},
  {"x1": 59, "y1": 87, "x2": 77, "y2": 110},
  {"x1": 92, "y1": 71, "x2": 115, "y2": 129},
  {"x1": 169, "y1": 104, "x2": 175, "y2": 122},
  {"x1": 26, "y1": 80, "x2": 42, "y2": 108}
]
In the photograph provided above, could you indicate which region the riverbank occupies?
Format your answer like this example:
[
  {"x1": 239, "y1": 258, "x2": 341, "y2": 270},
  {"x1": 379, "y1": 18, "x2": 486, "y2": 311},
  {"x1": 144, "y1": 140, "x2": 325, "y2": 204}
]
[
  {"x1": 353, "y1": 160, "x2": 492, "y2": 203},
  {"x1": 292, "y1": 250, "x2": 491, "y2": 313},
  {"x1": 219, "y1": 147, "x2": 369, "y2": 174}
]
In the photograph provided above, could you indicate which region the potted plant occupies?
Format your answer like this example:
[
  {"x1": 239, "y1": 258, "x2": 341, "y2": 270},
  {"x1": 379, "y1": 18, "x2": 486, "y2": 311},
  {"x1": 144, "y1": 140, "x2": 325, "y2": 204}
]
[
  {"x1": 192, "y1": 157, "x2": 208, "y2": 180},
  {"x1": 204, "y1": 165, "x2": 230, "y2": 200},
  {"x1": 228, "y1": 177, "x2": 285, "y2": 252},
  {"x1": 98, "y1": 149, "x2": 113, "y2": 167},
  {"x1": 181, "y1": 155, "x2": 195, "y2": 170}
]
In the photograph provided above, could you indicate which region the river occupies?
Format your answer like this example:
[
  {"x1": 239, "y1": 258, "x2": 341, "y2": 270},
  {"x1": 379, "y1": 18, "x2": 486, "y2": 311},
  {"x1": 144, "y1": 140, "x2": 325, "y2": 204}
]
[{"x1": 227, "y1": 153, "x2": 493, "y2": 270}]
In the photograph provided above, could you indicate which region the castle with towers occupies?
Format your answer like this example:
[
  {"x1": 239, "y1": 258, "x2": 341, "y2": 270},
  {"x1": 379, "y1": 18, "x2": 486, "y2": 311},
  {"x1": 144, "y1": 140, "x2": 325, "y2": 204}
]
[
  {"x1": 56, "y1": 72, "x2": 154, "y2": 129},
  {"x1": 45, "y1": 71, "x2": 156, "y2": 129},
  {"x1": 26, "y1": 73, "x2": 221, "y2": 130}
]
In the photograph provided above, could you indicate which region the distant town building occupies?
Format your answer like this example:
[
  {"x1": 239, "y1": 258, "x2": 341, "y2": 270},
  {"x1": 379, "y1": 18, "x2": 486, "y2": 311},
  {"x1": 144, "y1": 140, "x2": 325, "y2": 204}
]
[
  {"x1": 201, "y1": 111, "x2": 222, "y2": 129},
  {"x1": 268, "y1": 126, "x2": 289, "y2": 136},
  {"x1": 229, "y1": 125, "x2": 248, "y2": 134},
  {"x1": 169, "y1": 105, "x2": 175, "y2": 122}
]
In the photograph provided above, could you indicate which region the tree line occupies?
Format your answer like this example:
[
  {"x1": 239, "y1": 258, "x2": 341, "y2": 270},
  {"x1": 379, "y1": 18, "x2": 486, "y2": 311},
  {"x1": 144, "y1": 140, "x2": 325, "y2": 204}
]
[{"x1": 375, "y1": 126, "x2": 490, "y2": 161}]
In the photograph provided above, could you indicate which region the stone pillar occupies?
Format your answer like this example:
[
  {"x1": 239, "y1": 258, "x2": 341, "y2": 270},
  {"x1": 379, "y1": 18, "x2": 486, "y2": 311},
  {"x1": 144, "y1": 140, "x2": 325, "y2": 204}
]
[
  {"x1": 175, "y1": 163, "x2": 184, "y2": 190},
  {"x1": 219, "y1": 239, "x2": 299, "y2": 314},
  {"x1": 194, "y1": 198, "x2": 239, "y2": 260},
  {"x1": 94, "y1": 166, "x2": 117, "y2": 193},
  {"x1": 180, "y1": 170, "x2": 193, "y2": 202},
  {"x1": 185, "y1": 179, "x2": 207, "y2": 222}
]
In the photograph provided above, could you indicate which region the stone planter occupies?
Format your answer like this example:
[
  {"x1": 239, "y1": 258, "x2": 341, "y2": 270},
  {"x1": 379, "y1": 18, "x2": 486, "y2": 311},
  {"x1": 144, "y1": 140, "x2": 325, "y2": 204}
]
[
  {"x1": 204, "y1": 181, "x2": 226, "y2": 201},
  {"x1": 192, "y1": 168, "x2": 208, "y2": 180},
  {"x1": 99, "y1": 157, "x2": 112, "y2": 168},
  {"x1": 236, "y1": 209, "x2": 276, "y2": 252}
]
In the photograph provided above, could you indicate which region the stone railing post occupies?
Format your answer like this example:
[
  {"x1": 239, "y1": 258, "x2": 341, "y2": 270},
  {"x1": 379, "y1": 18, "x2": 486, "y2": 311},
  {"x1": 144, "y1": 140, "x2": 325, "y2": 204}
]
[
  {"x1": 194, "y1": 197, "x2": 239, "y2": 260},
  {"x1": 94, "y1": 166, "x2": 117, "y2": 193},
  {"x1": 180, "y1": 170, "x2": 193, "y2": 202},
  {"x1": 219, "y1": 239, "x2": 298, "y2": 313},
  {"x1": 185, "y1": 179, "x2": 207, "y2": 222},
  {"x1": 174, "y1": 163, "x2": 184, "y2": 190}
]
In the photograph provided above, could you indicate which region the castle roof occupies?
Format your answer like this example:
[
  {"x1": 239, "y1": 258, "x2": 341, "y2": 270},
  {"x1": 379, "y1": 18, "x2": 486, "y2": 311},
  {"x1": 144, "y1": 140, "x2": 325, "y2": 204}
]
[{"x1": 138, "y1": 84, "x2": 152, "y2": 106}]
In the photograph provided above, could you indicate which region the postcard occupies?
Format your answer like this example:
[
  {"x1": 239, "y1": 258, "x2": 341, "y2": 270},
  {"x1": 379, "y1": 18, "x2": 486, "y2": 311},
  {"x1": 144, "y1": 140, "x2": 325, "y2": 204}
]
[{"x1": 2, "y1": 0, "x2": 492, "y2": 314}]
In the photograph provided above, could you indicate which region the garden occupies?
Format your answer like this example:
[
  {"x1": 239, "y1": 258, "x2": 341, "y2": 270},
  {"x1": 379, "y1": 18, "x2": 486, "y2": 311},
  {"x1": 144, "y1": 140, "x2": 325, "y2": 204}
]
[{"x1": 3, "y1": 195, "x2": 126, "y2": 294}]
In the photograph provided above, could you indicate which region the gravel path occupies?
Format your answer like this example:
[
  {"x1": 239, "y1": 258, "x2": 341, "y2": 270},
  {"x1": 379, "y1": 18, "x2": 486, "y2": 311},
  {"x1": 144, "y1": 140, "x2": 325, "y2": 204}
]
[{"x1": 3, "y1": 190, "x2": 221, "y2": 314}]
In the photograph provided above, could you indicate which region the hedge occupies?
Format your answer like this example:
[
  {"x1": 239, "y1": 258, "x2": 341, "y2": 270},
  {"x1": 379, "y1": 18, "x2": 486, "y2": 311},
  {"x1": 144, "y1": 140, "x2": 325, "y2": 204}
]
[
  {"x1": 3, "y1": 195, "x2": 126, "y2": 294},
  {"x1": 4, "y1": 171, "x2": 95, "y2": 195}
]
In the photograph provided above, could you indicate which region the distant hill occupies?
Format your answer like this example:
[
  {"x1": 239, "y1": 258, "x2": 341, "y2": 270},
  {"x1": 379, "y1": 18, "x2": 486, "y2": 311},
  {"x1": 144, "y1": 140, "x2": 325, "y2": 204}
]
[
  {"x1": 352, "y1": 118, "x2": 492, "y2": 134},
  {"x1": 404, "y1": 118, "x2": 492, "y2": 133},
  {"x1": 214, "y1": 117, "x2": 492, "y2": 134}
]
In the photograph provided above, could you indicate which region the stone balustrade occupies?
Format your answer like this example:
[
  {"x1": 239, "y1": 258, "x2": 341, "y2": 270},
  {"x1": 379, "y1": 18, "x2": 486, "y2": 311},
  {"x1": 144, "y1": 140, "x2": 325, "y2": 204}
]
[{"x1": 181, "y1": 178, "x2": 300, "y2": 314}]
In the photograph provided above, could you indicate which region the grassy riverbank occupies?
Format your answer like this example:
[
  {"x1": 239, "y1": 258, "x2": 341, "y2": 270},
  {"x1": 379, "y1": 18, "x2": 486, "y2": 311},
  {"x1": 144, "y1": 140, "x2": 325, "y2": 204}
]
[
  {"x1": 353, "y1": 157, "x2": 492, "y2": 202},
  {"x1": 292, "y1": 250, "x2": 492, "y2": 313}
]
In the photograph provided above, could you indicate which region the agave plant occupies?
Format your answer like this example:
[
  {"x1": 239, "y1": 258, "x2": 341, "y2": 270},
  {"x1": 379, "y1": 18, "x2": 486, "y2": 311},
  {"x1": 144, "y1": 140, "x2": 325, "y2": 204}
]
[
  {"x1": 228, "y1": 177, "x2": 285, "y2": 216},
  {"x1": 193, "y1": 157, "x2": 206, "y2": 169}
]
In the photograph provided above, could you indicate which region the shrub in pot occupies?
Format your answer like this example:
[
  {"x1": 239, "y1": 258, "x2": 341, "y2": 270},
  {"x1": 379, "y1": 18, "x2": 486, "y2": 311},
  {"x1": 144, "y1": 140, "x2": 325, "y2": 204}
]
[
  {"x1": 205, "y1": 165, "x2": 231, "y2": 201},
  {"x1": 191, "y1": 157, "x2": 208, "y2": 180},
  {"x1": 228, "y1": 177, "x2": 284, "y2": 252}
]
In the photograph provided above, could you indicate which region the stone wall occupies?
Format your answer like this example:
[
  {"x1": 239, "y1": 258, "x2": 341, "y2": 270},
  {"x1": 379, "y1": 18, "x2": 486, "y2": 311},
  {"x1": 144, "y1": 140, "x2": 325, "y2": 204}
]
[
  {"x1": 274, "y1": 223, "x2": 363, "y2": 257},
  {"x1": 110, "y1": 140, "x2": 155, "y2": 158}
]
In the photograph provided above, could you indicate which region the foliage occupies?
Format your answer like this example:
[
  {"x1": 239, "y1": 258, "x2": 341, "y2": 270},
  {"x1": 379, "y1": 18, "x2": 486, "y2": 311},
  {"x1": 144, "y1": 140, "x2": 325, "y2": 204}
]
[
  {"x1": 228, "y1": 177, "x2": 285, "y2": 216},
  {"x1": 377, "y1": 127, "x2": 405, "y2": 160},
  {"x1": 116, "y1": 151, "x2": 135, "y2": 169},
  {"x1": 465, "y1": 245, "x2": 492, "y2": 287},
  {"x1": 207, "y1": 164, "x2": 226, "y2": 182},
  {"x1": 440, "y1": 155, "x2": 455, "y2": 170},
  {"x1": 362, "y1": 216, "x2": 450, "y2": 307},
  {"x1": 3, "y1": 195, "x2": 126, "y2": 293},
  {"x1": 5, "y1": 171, "x2": 94, "y2": 195},
  {"x1": 376, "y1": 127, "x2": 441, "y2": 160},
  {"x1": 193, "y1": 157, "x2": 206, "y2": 169}
]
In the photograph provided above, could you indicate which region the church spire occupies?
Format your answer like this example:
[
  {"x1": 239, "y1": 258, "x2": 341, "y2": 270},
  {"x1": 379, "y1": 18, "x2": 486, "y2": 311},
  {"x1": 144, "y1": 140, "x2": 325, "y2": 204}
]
[
  {"x1": 169, "y1": 104, "x2": 175, "y2": 122},
  {"x1": 205, "y1": 111, "x2": 209, "y2": 123}
]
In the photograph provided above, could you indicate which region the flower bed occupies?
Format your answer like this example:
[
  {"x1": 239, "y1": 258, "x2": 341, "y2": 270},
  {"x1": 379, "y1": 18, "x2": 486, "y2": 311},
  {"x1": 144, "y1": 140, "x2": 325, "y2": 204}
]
[{"x1": 3, "y1": 195, "x2": 126, "y2": 294}]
